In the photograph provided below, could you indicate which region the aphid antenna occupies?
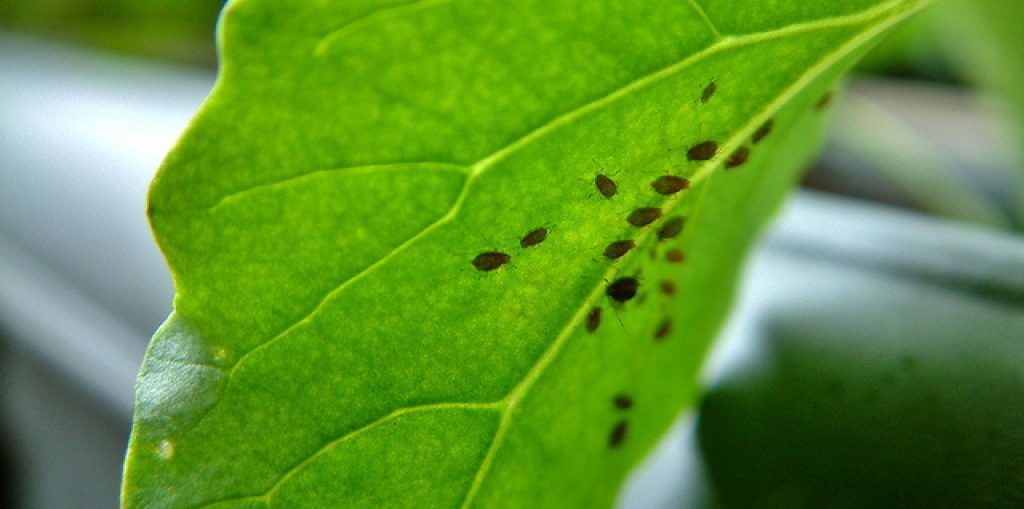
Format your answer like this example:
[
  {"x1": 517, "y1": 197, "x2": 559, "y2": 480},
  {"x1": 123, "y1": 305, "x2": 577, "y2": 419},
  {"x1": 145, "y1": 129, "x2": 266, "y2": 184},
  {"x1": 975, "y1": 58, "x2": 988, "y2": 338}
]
[{"x1": 450, "y1": 216, "x2": 502, "y2": 251}]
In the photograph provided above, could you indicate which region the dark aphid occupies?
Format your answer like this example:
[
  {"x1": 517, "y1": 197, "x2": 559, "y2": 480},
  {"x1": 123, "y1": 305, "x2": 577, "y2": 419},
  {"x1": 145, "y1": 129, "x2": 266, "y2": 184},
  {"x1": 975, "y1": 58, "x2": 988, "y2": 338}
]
[
  {"x1": 816, "y1": 90, "x2": 834, "y2": 110},
  {"x1": 657, "y1": 216, "x2": 685, "y2": 241},
  {"x1": 752, "y1": 119, "x2": 774, "y2": 144},
  {"x1": 607, "y1": 277, "x2": 639, "y2": 302},
  {"x1": 725, "y1": 146, "x2": 750, "y2": 169},
  {"x1": 627, "y1": 207, "x2": 662, "y2": 227},
  {"x1": 701, "y1": 80, "x2": 717, "y2": 104},
  {"x1": 651, "y1": 175, "x2": 690, "y2": 195},
  {"x1": 666, "y1": 249, "x2": 686, "y2": 263},
  {"x1": 608, "y1": 419, "x2": 629, "y2": 449},
  {"x1": 659, "y1": 280, "x2": 676, "y2": 295},
  {"x1": 654, "y1": 318, "x2": 672, "y2": 341},
  {"x1": 595, "y1": 174, "x2": 617, "y2": 199},
  {"x1": 520, "y1": 227, "x2": 548, "y2": 248},
  {"x1": 604, "y1": 240, "x2": 636, "y2": 259},
  {"x1": 613, "y1": 394, "x2": 633, "y2": 410},
  {"x1": 686, "y1": 141, "x2": 718, "y2": 161},
  {"x1": 586, "y1": 307, "x2": 601, "y2": 333},
  {"x1": 472, "y1": 251, "x2": 510, "y2": 272}
]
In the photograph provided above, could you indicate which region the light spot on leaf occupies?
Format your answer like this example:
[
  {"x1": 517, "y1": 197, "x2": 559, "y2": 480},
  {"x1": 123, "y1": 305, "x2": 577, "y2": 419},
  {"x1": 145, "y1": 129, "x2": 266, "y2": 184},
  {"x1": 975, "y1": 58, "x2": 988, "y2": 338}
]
[{"x1": 157, "y1": 440, "x2": 175, "y2": 460}]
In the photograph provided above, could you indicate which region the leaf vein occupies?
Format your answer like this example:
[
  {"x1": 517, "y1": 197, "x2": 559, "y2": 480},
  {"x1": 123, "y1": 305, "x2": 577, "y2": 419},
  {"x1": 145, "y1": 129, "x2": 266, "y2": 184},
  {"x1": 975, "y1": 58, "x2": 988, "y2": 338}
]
[
  {"x1": 313, "y1": 0, "x2": 455, "y2": 56},
  {"x1": 687, "y1": 0, "x2": 724, "y2": 40},
  {"x1": 187, "y1": 2, "x2": 925, "y2": 507},
  {"x1": 457, "y1": 1, "x2": 924, "y2": 506},
  {"x1": 206, "y1": 162, "x2": 468, "y2": 212}
]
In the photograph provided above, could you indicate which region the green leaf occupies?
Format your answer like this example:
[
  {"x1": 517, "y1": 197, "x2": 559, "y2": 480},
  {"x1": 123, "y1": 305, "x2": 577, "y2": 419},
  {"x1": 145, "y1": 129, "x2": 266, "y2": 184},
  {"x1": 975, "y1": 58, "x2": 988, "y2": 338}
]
[
  {"x1": 941, "y1": 0, "x2": 1024, "y2": 228},
  {"x1": 122, "y1": 1, "x2": 931, "y2": 507}
]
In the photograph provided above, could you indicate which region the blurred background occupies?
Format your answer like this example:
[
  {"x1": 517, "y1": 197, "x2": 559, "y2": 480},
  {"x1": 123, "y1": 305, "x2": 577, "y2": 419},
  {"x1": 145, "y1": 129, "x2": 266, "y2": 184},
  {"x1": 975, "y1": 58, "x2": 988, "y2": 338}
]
[{"x1": 1, "y1": 1, "x2": 1022, "y2": 508}]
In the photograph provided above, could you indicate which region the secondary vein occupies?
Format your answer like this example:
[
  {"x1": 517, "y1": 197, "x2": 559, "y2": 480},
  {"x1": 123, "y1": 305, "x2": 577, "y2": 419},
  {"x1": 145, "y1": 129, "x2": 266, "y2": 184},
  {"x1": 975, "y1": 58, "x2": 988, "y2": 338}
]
[{"x1": 177, "y1": 1, "x2": 928, "y2": 507}]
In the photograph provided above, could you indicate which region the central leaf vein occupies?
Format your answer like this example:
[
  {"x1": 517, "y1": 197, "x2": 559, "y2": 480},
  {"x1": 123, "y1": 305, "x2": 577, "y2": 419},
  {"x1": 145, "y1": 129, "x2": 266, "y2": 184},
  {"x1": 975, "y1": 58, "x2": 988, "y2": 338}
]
[{"x1": 189, "y1": 2, "x2": 918, "y2": 507}]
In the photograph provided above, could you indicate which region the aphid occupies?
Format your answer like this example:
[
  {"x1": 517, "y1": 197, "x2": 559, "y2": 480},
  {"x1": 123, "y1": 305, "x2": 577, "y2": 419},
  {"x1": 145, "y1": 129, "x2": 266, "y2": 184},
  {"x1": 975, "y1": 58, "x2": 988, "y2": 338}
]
[
  {"x1": 586, "y1": 307, "x2": 601, "y2": 333},
  {"x1": 657, "y1": 216, "x2": 685, "y2": 241},
  {"x1": 520, "y1": 227, "x2": 548, "y2": 248},
  {"x1": 604, "y1": 240, "x2": 636, "y2": 259},
  {"x1": 666, "y1": 249, "x2": 686, "y2": 263},
  {"x1": 701, "y1": 80, "x2": 717, "y2": 103},
  {"x1": 659, "y1": 280, "x2": 676, "y2": 295},
  {"x1": 472, "y1": 251, "x2": 510, "y2": 272},
  {"x1": 627, "y1": 207, "x2": 662, "y2": 227},
  {"x1": 613, "y1": 394, "x2": 633, "y2": 410},
  {"x1": 607, "y1": 277, "x2": 639, "y2": 302},
  {"x1": 816, "y1": 90, "x2": 834, "y2": 110},
  {"x1": 725, "y1": 146, "x2": 750, "y2": 169},
  {"x1": 651, "y1": 175, "x2": 690, "y2": 195},
  {"x1": 595, "y1": 174, "x2": 617, "y2": 199},
  {"x1": 752, "y1": 119, "x2": 774, "y2": 144},
  {"x1": 654, "y1": 318, "x2": 672, "y2": 341},
  {"x1": 686, "y1": 141, "x2": 718, "y2": 161},
  {"x1": 608, "y1": 419, "x2": 629, "y2": 448}
]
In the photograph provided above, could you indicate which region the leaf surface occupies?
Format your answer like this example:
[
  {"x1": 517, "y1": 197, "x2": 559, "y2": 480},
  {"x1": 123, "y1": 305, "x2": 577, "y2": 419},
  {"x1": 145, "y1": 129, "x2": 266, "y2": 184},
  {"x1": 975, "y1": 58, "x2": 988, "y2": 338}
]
[{"x1": 123, "y1": 1, "x2": 931, "y2": 507}]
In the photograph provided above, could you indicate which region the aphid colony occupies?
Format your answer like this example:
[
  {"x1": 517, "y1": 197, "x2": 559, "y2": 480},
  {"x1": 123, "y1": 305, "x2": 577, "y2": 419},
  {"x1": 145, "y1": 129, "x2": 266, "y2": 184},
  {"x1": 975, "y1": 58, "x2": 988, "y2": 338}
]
[{"x1": 460, "y1": 80, "x2": 833, "y2": 451}]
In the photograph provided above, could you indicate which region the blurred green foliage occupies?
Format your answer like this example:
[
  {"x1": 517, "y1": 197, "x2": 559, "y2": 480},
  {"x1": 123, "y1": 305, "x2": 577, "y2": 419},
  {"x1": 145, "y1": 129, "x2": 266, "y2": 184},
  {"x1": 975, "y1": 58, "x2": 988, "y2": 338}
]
[
  {"x1": 0, "y1": 0, "x2": 224, "y2": 66},
  {"x1": 943, "y1": 0, "x2": 1024, "y2": 226}
]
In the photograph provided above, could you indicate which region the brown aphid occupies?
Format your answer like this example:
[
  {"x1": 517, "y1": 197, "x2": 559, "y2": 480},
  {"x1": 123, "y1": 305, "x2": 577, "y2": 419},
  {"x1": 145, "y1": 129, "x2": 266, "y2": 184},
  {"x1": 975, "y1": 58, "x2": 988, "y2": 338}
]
[
  {"x1": 651, "y1": 175, "x2": 690, "y2": 195},
  {"x1": 604, "y1": 240, "x2": 636, "y2": 259},
  {"x1": 666, "y1": 249, "x2": 686, "y2": 263},
  {"x1": 608, "y1": 419, "x2": 629, "y2": 449},
  {"x1": 586, "y1": 307, "x2": 601, "y2": 333},
  {"x1": 816, "y1": 90, "x2": 834, "y2": 110},
  {"x1": 701, "y1": 80, "x2": 717, "y2": 104},
  {"x1": 687, "y1": 141, "x2": 718, "y2": 161},
  {"x1": 752, "y1": 119, "x2": 774, "y2": 144},
  {"x1": 520, "y1": 227, "x2": 548, "y2": 248},
  {"x1": 595, "y1": 174, "x2": 617, "y2": 199},
  {"x1": 659, "y1": 280, "x2": 676, "y2": 295},
  {"x1": 472, "y1": 251, "x2": 510, "y2": 272},
  {"x1": 654, "y1": 318, "x2": 672, "y2": 341},
  {"x1": 627, "y1": 207, "x2": 662, "y2": 227},
  {"x1": 725, "y1": 146, "x2": 750, "y2": 169},
  {"x1": 613, "y1": 394, "x2": 633, "y2": 410},
  {"x1": 657, "y1": 216, "x2": 685, "y2": 241},
  {"x1": 607, "y1": 277, "x2": 639, "y2": 302}
]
